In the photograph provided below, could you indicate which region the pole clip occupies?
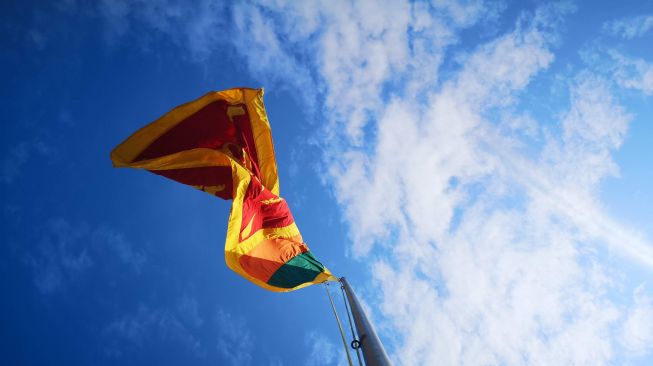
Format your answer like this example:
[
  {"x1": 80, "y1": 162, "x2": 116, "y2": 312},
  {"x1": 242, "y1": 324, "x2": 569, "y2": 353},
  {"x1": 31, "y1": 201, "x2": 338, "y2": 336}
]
[{"x1": 351, "y1": 339, "x2": 361, "y2": 349}]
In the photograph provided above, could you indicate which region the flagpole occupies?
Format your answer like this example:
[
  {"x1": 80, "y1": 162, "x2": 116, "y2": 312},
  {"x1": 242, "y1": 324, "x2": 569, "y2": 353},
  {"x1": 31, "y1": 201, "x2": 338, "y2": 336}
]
[{"x1": 340, "y1": 277, "x2": 392, "y2": 366}]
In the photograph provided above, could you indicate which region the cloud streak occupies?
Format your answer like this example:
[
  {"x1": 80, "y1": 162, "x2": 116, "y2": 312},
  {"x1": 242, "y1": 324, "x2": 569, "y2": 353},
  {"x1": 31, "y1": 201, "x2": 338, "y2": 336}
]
[{"x1": 604, "y1": 14, "x2": 653, "y2": 39}]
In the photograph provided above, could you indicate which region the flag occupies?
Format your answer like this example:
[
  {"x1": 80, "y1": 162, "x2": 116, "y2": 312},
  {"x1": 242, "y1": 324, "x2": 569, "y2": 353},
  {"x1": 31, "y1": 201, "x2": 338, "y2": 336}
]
[{"x1": 111, "y1": 88, "x2": 335, "y2": 292}]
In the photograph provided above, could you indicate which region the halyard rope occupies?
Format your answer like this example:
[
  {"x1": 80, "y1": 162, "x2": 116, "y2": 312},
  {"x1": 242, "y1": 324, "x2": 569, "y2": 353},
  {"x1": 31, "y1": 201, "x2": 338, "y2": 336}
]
[{"x1": 324, "y1": 282, "x2": 353, "y2": 366}]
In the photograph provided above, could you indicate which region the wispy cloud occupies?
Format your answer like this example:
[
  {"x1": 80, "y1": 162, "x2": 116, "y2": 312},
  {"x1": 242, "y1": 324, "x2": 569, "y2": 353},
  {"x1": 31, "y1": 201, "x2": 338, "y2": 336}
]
[
  {"x1": 608, "y1": 51, "x2": 653, "y2": 95},
  {"x1": 104, "y1": 299, "x2": 256, "y2": 364},
  {"x1": 27, "y1": 219, "x2": 93, "y2": 294},
  {"x1": 26, "y1": 218, "x2": 145, "y2": 294},
  {"x1": 304, "y1": 331, "x2": 347, "y2": 366},
  {"x1": 96, "y1": 0, "x2": 228, "y2": 61},
  {"x1": 177, "y1": 293, "x2": 204, "y2": 328},
  {"x1": 585, "y1": 47, "x2": 653, "y2": 96},
  {"x1": 604, "y1": 14, "x2": 653, "y2": 39},
  {"x1": 104, "y1": 302, "x2": 203, "y2": 358},
  {"x1": 92, "y1": 0, "x2": 313, "y2": 94},
  {"x1": 1, "y1": 140, "x2": 51, "y2": 184},
  {"x1": 215, "y1": 308, "x2": 254, "y2": 366},
  {"x1": 620, "y1": 285, "x2": 653, "y2": 356}
]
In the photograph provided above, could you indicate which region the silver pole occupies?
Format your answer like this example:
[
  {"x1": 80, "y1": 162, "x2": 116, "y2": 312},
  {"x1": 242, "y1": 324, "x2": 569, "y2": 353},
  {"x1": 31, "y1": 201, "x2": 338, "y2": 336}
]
[{"x1": 340, "y1": 277, "x2": 392, "y2": 366}]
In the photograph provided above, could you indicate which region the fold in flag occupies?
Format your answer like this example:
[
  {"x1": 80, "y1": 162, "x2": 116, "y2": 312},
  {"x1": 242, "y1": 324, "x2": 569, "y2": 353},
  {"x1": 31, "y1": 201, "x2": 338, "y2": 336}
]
[{"x1": 111, "y1": 88, "x2": 335, "y2": 292}]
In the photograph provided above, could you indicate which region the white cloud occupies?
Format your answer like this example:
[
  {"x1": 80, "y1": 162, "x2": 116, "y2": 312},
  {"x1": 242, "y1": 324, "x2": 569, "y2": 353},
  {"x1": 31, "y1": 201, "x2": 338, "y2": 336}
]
[
  {"x1": 604, "y1": 14, "x2": 653, "y2": 39},
  {"x1": 621, "y1": 285, "x2": 653, "y2": 356},
  {"x1": 584, "y1": 47, "x2": 653, "y2": 96},
  {"x1": 608, "y1": 51, "x2": 653, "y2": 96},
  {"x1": 230, "y1": 2, "x2": 315, "y2": 97},
  {"x1": 329, "y1": 5, "x2": 560, "y2": 256}
]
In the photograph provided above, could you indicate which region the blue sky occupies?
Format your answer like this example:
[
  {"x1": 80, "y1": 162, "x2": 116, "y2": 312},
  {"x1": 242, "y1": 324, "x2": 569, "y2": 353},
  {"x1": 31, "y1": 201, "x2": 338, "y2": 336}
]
[{"x1": 2, "y1": 1, "x2": 652, "y2": 365}]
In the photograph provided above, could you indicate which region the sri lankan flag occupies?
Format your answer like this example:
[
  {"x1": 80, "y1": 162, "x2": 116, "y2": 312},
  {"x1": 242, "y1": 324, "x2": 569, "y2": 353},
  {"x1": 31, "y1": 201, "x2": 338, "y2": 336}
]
[{"x1": 111, "y1": 88, "x2": 335, "y2": 292}]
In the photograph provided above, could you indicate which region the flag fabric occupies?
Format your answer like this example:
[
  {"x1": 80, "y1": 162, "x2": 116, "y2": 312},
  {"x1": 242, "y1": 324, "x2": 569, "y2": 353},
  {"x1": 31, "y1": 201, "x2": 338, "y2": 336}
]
[{"x1": 111, "y1": 88, "x2": 335, "y2": 292}]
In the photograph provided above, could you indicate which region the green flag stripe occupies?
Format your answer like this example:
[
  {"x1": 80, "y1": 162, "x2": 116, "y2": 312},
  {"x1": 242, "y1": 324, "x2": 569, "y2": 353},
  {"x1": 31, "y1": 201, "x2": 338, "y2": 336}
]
[{"x1": 267, "y1": 251, "x2": 325, "y2": 289}]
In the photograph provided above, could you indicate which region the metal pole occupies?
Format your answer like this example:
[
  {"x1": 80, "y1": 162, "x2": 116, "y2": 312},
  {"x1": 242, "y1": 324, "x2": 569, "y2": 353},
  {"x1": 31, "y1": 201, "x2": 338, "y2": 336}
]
[{"x1": 340, "y1": 277, "x2": 392, "y2": 366}]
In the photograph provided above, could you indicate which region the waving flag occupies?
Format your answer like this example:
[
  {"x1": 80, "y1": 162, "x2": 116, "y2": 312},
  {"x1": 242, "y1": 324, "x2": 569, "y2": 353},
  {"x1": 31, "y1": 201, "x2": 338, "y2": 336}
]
[{"x1": 111, "y1": 88, "x2": 335, "y2": 292}]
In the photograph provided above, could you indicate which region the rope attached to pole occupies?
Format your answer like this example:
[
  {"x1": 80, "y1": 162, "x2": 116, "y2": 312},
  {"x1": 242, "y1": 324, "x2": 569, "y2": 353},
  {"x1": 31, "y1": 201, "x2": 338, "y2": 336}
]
[
  {"x1": 340, "y1": 280, "x2": 364, "y2": 366},
  {"x1": 324, "y1": 282, "x2": 354, "y2": 366}
]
